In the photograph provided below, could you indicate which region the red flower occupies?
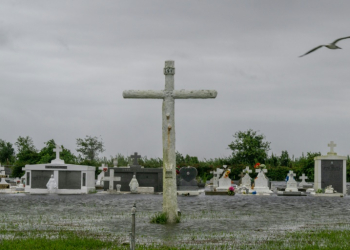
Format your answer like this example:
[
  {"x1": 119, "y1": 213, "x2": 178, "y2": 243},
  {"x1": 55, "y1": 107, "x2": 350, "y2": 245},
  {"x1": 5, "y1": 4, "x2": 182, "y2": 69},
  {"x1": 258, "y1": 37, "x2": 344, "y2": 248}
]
[{"x1": 254, "y1": 163, "x2": 261, "y2": 169}]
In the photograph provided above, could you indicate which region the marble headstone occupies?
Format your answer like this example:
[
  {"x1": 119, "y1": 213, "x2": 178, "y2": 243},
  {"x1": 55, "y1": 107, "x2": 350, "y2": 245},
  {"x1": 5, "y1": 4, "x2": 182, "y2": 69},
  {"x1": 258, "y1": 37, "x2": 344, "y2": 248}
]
[
  {"x1": 285, "y1": 170, "x2": 298, "y2": 192},
  {"x1": 178, "y1": 166, "x2": 198, "y2": 191},
  {"x1": 241, "y1": 166, "x2": 252, "y2": 187},
  {"x1": 253, "y1": 168, "x2": 272, "y2": 194}
]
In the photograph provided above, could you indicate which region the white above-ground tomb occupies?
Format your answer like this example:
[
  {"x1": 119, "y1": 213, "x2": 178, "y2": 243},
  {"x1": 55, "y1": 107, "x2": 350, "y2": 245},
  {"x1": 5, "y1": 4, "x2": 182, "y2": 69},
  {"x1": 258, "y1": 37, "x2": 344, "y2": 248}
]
[{"x1": 22, "y1": 145, "x2": 96, "y2": 194}]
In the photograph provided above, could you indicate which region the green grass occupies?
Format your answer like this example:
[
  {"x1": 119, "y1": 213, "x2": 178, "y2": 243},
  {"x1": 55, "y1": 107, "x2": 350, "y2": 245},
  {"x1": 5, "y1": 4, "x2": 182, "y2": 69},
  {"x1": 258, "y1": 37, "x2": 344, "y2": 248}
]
[
  {"x1": 2, "y1": 229, "x2": 350, "y2": 249},
  {"x1": 150, "y1": 212, "x2": 181, "y2": 224}
]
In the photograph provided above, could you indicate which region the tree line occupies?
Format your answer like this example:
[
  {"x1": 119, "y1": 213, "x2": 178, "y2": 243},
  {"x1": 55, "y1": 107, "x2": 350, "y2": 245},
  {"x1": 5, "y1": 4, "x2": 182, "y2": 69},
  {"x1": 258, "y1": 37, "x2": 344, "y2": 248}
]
[{"x1": 1, "y1": 130, "x2": 350, "y2": 181}]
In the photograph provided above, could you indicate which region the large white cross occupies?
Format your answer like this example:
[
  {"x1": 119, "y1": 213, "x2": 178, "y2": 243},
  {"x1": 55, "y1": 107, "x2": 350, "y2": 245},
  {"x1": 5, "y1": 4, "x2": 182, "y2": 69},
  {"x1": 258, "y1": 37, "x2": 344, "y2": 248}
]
[
  {"x1": 51, "y1": 144, "x2": 64, "y2": 164},
  {"x1": 53, "y1": 145, "x2": 62, "y2": 160},
  {"x1": 123, "y1": 61, "x2": 217, "y2": 222},
  {"x1": 103, "y1": 168, "x2": 121, "y2": 190},
  {"x1": 328, "y1": 141, "x2": 337, "y2": 154}
]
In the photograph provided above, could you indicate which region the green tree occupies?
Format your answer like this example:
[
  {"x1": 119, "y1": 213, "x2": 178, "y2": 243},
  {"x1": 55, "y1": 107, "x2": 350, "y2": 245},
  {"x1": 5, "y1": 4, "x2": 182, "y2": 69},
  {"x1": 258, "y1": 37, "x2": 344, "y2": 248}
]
[
  {"x1": 228, "y1": 129, "x2": 271, "y2": 166},
  {"x1": 76, "y1": 136, "x2": 105, "y2": 163},
  {"x1": 37, "y1": 139, "x2": 77, "y2": 164},
  {"x1": 280, "y1": 150, "x2": 290, "y2": 167},
  {"x1": 13, "y1": 136, "x2": 39, "y2": 177},
  {"x1": 0, "y1": 139, "x2": 15, "y2": 164}
]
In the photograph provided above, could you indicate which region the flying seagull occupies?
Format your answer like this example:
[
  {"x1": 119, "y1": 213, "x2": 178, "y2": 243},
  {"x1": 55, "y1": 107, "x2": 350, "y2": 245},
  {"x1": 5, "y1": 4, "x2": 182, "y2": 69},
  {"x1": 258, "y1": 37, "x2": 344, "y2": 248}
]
[{"x1": 299, "y1": 36, "x2": 350, "y2": 57}]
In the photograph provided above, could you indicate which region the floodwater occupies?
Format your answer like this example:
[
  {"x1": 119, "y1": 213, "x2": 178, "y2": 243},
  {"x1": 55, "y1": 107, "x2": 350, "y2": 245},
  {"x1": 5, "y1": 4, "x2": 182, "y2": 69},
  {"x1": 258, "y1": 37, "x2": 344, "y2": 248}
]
[{"x1": 1, "y1": 187, "x2": 350, "y2": 247}]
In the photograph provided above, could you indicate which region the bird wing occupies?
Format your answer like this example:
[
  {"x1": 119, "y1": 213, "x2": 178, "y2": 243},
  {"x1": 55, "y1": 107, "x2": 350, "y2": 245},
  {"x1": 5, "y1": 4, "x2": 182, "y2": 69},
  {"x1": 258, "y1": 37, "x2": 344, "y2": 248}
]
[
  {"x1": 299, "y1": 45, "x2": 324, "y2": 57},
  {"x1": 332, "y1": 36, "x2": 350, "y2": 44}
]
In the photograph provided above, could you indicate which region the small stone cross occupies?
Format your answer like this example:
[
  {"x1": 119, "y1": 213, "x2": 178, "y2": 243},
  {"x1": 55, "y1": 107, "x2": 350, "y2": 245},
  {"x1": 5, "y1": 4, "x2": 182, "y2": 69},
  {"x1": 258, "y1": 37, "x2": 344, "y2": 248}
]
[
  {"x1": 287, "y1": 170, "x2": 296, "y2": 180},
  {"x1": 299, "y1": 173, "x2": 308, "y2": 186},
  {"x1": 327, "y1": 141, "x2": 337, "y2": 155},
  {"x1": 243, "y1": 166, "x2": 252, "y2": 174},
  {"x1": 99, "y1": 163, "x2": 108, "y2": 172},
  {"x1": 53, "y1": 145, "x2": 62, "y2": 160},
  {"x1": 130, "y1": 152, "x2": 141, "y2": 166},
  {"x1": 210, "y1": 168, "x2": 224, "y2": 187},
  {"x1": 255, "y1": 168, "x2": 267, "y2": 174}
]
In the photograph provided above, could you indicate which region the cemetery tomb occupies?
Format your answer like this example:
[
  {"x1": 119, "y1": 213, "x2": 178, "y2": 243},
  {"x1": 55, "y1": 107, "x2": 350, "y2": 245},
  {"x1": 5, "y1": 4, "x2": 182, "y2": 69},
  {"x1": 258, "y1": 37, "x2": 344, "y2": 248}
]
[
  {"x1": 103, "y1": 152, "x2": 163, "y2": 192},
  {"x1": 252, "y1": 167, "x2": 273, "y2": 194},
  {"x1": 177, "y1": 166, "x2": 199, "y2": 195},
  {"x1": 216, "y1": 168, "x2": 232, "y2": 192},
  {"x1": 22, "y1": 145, "x2": 96, "y2": 194},
  {"x1": 314, "y1": 141, "x2": 346, "y2": 194}
]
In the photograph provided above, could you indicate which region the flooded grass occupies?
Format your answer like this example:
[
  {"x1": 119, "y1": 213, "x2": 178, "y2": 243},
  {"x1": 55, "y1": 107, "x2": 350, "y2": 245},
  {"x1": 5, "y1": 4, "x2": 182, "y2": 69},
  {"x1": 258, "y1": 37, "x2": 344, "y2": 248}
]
[{"x1": 1, "y1": 193, "x2": 350, "y2": 249}]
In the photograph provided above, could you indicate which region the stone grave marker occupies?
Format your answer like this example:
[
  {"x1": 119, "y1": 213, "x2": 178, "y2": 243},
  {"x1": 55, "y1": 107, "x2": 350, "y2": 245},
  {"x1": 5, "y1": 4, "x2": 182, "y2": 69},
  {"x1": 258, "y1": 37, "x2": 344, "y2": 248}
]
[
  {"x1": 216, "y1": 169, "x2": 232, "y2": 191},
  {"x1": 123, "y1": 60, "x2": 217, "y2": 222},
  {"x1": 299, "y1": 173, "x2": 311, "y2": 188},
  {"x1": 103, "y1": 152, "x2": 163, "y2": 192},
  {"x1": 210, "y1": 168, "x2": 224, "y2": 188},
  {"x1": 241, "y1": 166, "x2": 252, "y2": 187},
  {"x1": 314, "y1": 141, "x2": 346, "y2": 194},
  {"x1": 177, "y1": 166, "x2": 198, "y2": 195},
  {"x1": 285, "y1": 170, "x2": 298, "y2": 192},
  {"x1": 0, "y1": 164, "x2": 9, "y2": 189},
  {"x1": 253, "y1": 167, "x2": 272, "y2": 194}
]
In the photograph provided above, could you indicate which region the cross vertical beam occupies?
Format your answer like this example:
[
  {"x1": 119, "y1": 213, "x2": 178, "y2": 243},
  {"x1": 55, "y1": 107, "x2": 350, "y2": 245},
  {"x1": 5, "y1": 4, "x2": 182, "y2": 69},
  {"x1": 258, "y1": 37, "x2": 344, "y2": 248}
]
[{"x1": 123, "y1": 60, "x2": 217, "y2": 223}]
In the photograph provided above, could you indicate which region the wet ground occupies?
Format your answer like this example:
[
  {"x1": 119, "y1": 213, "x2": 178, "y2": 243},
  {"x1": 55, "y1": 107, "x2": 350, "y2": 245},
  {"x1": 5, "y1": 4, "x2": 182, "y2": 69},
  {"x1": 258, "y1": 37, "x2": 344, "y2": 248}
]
[{"x1": 1, "y1": 189, "x2": 350, "y2": 247}]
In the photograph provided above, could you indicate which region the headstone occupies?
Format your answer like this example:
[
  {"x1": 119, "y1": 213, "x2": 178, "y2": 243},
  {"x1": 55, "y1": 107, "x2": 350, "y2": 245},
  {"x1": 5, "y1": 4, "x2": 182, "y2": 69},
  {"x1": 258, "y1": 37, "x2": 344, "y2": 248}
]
[
  {"x1": 123, "y1": 60, "x2": 217, "y2": 222},
  {"x1": 177, "y1": 166, "x2": 199, "y2": 195},
  {"x1": 216, "y1": 169, "x2": 232, "y2": 191},
  {"x1": 241, "y1": 166, "x2": 252, "y2": 187},
  {"x1": 299, "y1": 173, "x2": 311, "y2": 187},
  {"x1": 285, "y1": 170, "x2": 298, "y2": 192},
  {"x1": 0, "y1": 164, "x2": 9, "y2": 189},
  {"x1": 210, "y1": 168, "x2": 224, "y2": 188},
  {"x1": 253, "y1": 167, "x2": 272, "y2": 194},
  {"x1": 46, "y1": 174, "x2": 58, "y2": 193},
  {"x1": 129, "y1": 175, "x2": 139, "y2": 193},
  {"x1": 314, "y1": 141, "x2": 346, "y2": 194}
]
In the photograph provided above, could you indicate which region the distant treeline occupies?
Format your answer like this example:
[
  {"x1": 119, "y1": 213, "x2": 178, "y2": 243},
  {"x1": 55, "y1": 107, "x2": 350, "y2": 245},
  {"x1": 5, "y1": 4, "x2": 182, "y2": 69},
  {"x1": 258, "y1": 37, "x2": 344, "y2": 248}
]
[{"x1": 1, "y1": 130, "x2": 350, "y2": 181}]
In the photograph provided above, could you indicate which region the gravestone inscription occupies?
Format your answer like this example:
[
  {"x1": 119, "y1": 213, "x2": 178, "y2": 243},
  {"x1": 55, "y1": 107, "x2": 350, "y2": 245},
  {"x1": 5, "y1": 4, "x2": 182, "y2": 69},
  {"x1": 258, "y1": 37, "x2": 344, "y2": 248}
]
[{"x1": 321, "y1": 160, "x2": 343, "y2": 193}]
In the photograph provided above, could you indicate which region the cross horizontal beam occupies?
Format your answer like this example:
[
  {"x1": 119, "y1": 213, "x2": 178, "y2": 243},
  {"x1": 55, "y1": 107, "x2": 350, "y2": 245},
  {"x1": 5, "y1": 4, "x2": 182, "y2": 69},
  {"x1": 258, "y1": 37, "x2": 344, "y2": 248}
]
[{"x1": 123, "y1": 90, "x2": 217, "y2": 99}]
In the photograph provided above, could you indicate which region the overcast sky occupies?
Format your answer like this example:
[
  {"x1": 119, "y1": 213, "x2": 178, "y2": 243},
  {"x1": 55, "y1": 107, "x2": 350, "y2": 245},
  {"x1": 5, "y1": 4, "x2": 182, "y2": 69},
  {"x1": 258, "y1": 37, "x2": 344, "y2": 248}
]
[{"x1": 1, "y1": 1, "x2": 350, "y2": 161}]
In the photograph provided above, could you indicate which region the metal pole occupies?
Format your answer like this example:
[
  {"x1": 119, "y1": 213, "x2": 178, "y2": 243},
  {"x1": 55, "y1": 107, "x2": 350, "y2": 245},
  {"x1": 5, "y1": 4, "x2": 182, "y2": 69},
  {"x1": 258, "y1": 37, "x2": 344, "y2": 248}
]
[{"x1": 130, "y1": 203, "x2": 136, "y2": 250}]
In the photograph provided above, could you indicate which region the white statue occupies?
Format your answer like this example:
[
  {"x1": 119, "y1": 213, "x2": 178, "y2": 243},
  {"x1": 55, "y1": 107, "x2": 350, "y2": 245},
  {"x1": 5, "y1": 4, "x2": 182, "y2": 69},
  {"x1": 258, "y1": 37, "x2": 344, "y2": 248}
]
[
  {"x1": 129, "y1": 175, "x2": 139, "y2": 193},
  {"x1": 46, "y1": 175, "x2": 58, "y2": 193}
]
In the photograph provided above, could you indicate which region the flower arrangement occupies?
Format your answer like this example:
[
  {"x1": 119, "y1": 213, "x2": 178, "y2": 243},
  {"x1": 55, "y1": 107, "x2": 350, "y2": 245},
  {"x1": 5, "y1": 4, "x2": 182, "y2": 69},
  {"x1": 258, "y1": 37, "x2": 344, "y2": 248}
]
[
  {"x1": 228, "y1": 186, "x2": 235, "y2": 196},
  {"x1": 254, "y1": 163, "x2": 266, "y2": 169},
  {"x1": 223, "y1": 170, "x2": 230, "y2": 178}
]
